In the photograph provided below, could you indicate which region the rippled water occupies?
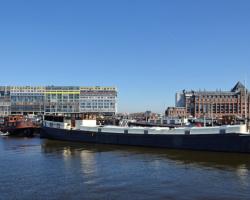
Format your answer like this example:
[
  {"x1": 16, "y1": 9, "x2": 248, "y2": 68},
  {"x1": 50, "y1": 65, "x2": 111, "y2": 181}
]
[{"x1": 0, "y1": 136, "x2": 250, "y2": 200}]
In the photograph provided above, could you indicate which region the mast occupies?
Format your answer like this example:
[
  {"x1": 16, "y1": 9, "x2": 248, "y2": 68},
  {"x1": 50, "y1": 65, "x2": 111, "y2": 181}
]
[
  {"x1": 211, "y1": 103, "x2": 214, "y2": 126},
  {"x1": 245, "y1": 79, "x2": 250, "y2": 131},
  {"x1": 244, "y1": 78, "x2": 247, "y2": 124},
  {"x1": 244, "y1": 79, "x2": 248, "y2": 130}
]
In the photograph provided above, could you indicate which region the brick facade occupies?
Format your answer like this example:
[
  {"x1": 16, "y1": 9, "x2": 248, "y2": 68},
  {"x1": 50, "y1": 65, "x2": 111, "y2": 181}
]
[
  {"x1": 165, "y1": 107, "x2": 186, "y2": 118},
  {"x1": 166, "y1": 82, "x2": 250, "y2": 119}
]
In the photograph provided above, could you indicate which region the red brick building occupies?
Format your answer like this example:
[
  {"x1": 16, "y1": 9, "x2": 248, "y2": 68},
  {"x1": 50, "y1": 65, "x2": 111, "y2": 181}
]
[
  {"x1": 166, "y1": 82, "x2": 250, "y2": 119},
  {"x1": 165, "y1": 107, "x2": 186, "y2": 118}
]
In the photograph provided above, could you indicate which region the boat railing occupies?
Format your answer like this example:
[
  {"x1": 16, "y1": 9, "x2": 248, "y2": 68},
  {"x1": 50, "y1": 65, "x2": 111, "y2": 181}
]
[{"x1": 79, "y1": 124, "x2": 248, "y2": 135}]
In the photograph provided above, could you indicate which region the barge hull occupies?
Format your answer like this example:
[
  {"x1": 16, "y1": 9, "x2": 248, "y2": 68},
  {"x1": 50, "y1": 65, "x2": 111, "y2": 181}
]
[
  {"x1": 1, "y1": 127, "x2": 39, "y2": 137},
  {"x1": 41, "y1": 127, "x2": 250, "y2": 153}
]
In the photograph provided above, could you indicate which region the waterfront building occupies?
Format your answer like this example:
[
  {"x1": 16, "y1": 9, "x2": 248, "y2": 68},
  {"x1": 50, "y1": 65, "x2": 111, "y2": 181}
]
[
  {"x1": 79, "y1": 87, "x2": 117, "y2": 115},
  {"x1": 0, "y1": 86, "x2": 117, "y2": 116},
  {"x1": 166, "y1": 82, "x2": 250, "y2": 119},
  {"x1": 165, "y1": 107, "x2": 186, "y2": 118},
  {"x1": 10, "y1": 86, "x2": 45, "y2": 115},
  {"x1": 0, "y1": 87, "x2": 11, "y2": 116},
  {"x1": 44, "y1": 86, "x2": 80, "y2": 114}
]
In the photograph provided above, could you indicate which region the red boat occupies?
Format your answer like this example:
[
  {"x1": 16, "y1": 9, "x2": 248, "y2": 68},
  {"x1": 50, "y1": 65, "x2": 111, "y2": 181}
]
[{"x1": 0, "y1": 115, "x2": 40, "y2": 137}]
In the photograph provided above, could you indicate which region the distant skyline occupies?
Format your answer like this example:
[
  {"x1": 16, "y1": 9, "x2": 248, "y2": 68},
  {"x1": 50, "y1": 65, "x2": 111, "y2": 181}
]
[{"x1": 0, "y1": 0, "x2": 250, "y2": 113}]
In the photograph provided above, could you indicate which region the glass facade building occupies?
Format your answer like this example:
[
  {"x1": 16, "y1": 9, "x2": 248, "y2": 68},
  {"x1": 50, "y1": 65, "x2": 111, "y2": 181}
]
[
  {"x1": 0, "y1": 86, "x2": 117, "y2": 116},
  {"x1": 0, "y1": 87, "x2": 11, "y2": 116},
  {"x1": 79, "y1": 87, "x2": 117, "y2": 113}
]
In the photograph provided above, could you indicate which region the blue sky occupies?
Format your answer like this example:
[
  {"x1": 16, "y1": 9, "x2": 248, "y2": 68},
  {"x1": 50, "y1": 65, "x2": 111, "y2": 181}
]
[{"x1": 0, "y1": 0, "x2": 250, "y2": 113}]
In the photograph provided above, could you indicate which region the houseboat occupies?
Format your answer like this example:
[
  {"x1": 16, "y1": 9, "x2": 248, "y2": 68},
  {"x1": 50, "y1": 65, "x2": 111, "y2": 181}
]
[{"x1": 41, "y1": 115, "x2": 250, "y2": 153}]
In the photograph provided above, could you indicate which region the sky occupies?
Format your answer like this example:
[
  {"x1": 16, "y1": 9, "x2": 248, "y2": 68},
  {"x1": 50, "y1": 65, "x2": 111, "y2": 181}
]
[{"x1": 0, "y1": 0, "x2": 250, "y2": 113}]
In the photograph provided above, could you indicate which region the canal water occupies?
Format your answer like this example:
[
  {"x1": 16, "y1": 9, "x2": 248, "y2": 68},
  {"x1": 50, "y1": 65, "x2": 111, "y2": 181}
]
[{"x1": 0, "y1": 136, "x2": 250, "y2": 200}]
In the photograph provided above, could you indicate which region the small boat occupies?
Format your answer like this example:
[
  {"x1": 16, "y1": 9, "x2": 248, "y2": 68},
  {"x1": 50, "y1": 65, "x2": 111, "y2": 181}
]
[
  {"x1": 41, "y1": 115, "x2": 250, "y2": 153},
  {"x1": 0, "y1": 115, "x2": 40, "y2": 137},
  {"x1": 0, "y1": 131, "x2": 9, "y2": 136}
]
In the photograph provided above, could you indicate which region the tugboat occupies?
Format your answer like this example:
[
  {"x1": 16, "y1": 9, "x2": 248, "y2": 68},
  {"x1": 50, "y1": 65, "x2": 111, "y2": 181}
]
[{"x1": 0, "y1": 115, "x2": 40, "y2": 137}]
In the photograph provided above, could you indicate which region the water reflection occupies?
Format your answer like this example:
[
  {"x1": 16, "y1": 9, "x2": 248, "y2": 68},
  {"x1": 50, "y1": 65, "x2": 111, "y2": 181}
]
[
  {"x1": 80, "y1": 150, "x2": 97, "y2": 175},
  {"x1": 0, "y1": 136, "x2": 40, "y2": 154},
  {"x1": 236, "y1": 164, "x2": 249, "y2": 187},
  {"x1": 63, "y1": 148, "x2": 72, "y2": 158},
  {"x1": 1, "y1": 137, "x2": 250, "y2": 200},
  {"x1": 41, "y1": 139, "x2": 250, "y2": 171}
]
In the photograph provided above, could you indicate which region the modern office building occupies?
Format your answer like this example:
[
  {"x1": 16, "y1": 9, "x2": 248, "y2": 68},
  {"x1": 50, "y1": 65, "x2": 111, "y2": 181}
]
[
  {"x1": 166, "y1": 82, "x2": 250, "y2": 119},
  {"x1": 10, "y1": 86, "x2": 45, "y2": 114},
  {"x1": 0, "y1": 86, "x2": 117, "y2": 116},
  {"x1": 79, "y1": 87, "x2": 117, "y2": 114},
  {"x1": 0, "y1": 86, "x2": 11, "y2": 116},
  {"x1": 44, "y1": 86, "x2": 80, "y2": 114}
]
